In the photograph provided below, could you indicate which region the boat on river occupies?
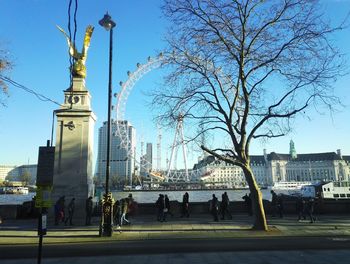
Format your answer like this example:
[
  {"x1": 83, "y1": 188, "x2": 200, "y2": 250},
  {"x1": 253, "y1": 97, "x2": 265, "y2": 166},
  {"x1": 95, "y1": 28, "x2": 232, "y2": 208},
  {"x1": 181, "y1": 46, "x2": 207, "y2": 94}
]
[
  {"x1": 270, "y1": 181, "x2": 313, "y2": 196},
  {"x1": 301, "y1": 181, "x2": 350, "y2": 199},
  {"x1": 0, "y1": 186, "x2": 29, "y2": 195}
]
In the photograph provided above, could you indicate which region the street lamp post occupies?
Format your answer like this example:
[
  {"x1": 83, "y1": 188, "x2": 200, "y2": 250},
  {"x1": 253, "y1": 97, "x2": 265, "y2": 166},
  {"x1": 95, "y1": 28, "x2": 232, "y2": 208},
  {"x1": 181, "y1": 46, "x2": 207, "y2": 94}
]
[{"x1": 99, "y1": 12, "x2": 116, "y2": 237}]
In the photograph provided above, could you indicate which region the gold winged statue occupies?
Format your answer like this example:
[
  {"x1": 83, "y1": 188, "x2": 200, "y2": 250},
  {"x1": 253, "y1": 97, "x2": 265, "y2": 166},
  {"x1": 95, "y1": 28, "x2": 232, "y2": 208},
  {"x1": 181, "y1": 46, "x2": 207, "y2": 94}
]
[{"x1": 57, "y1": 25, "x2": 94, "y2": 78}]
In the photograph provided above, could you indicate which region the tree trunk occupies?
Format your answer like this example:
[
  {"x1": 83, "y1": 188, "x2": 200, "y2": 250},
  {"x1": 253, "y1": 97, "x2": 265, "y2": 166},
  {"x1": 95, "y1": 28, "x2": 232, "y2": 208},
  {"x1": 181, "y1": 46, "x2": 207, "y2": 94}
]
[{"x1": 242, "y1": 165, "x2": 268, "y2": 231}]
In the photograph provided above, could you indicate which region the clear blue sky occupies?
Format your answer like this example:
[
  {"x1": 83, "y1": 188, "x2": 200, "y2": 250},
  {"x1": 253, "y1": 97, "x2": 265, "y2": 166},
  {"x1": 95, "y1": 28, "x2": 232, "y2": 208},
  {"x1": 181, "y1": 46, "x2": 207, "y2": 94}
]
[{"x1": 0, "y1": 0, "x2": 349, "y2": 170}]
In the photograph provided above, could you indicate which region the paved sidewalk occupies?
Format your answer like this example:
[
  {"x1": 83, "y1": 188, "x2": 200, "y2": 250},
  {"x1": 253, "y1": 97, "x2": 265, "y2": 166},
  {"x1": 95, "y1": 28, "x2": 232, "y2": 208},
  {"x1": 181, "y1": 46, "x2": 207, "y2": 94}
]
[
  {"x1": 3, "y1": 250, "x2": 350, "y2": 264},
  {"x1": 1, "y1": 214, "x2": 350, "y2": 245},
  {"x1": 1, "y1": 214, "x2": 350, "y2": 263}
]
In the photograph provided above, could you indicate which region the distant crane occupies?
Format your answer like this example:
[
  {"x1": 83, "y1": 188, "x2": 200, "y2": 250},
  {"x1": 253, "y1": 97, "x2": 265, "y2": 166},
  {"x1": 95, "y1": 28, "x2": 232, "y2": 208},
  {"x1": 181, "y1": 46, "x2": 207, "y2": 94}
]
[{"x1": 157, "y1": 126, "x2": 162, "y2": 171}]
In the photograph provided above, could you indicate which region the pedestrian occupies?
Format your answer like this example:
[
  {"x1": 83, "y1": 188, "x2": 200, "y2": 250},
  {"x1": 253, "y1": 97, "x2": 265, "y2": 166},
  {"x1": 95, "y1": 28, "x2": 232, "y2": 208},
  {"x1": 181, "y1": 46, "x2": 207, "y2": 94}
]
[
  {"x1": 181, "y1": 192, "x2": 190, "y2": 218},
  {"x1": 242, "y1": 193, "x2": 252, "y2": 216},
  {"x1": 64, "y1": 198, "x2": 75, "y2": 226},
  {"x1": 120, "y1": 198, "x2": 130, "y2": 226},
  {"x1": 277, "y1": 194, "x2": 284, "y2": 218},
  {"x1": 306, "y1": 198, "x2": 316, "y2": 223},
  {"x1": 221, "y1": 192, "x2": 232, "y2": 220},
  {"x1": 54, "y1": 197, "x2": 61, "y2": 225},
  {"x1": 270, "y1": 190, "x2": 278, "y2": 217},
  {"x1": 211, "y1": 194, "x2": 219, "y2": 221},
  {"x1": 113, "y1": 199, "x2": 121, "y2": 229},
  {"x1": 296, "y1": 196, "x2": 306, "y2": 221},
  {"x1": 54, "y1": 196, "x2": 65, "y2": 225},
  {"x1": 60, "y1": 196, "x2": 65, "y2": 223},
  {"x1": 127, "y1": 193, "x2": 134, "y2": 217},
  {"x1": 85, "y1": 196, "x2": 93, "y2": 225},
  {"x1": 155, "y1": 194, "x2": 165, "y2": 222},
  {"x1": 164, "y1": 194, "x2": 173, "y2": 217}
]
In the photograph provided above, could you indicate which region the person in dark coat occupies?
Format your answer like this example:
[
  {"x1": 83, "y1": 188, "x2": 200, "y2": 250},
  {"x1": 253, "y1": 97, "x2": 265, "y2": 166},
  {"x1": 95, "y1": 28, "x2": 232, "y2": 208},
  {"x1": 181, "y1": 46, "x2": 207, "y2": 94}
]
[
  {"x1": 296, "y1": 196, "x2": 306, "y2": 221},
  {"x1": 54, "y1": 197, "x2": 61, "y2": 225},
  {"x1": 164, "y1": 194, "x2": 173, "y2": 217},
  {"x1": 277, "y1": 194, "x2": 284, "y2": 218},
  {"x1": 242, "y1": 193, "x2": 252, "y2": 216},
  {"x1": 54, "y1": 196, "x2": 65, "y2": 225},
  {"x1": 221, "y1": 192, "x2": 232, "y2": 220},
  {"x1": 306, "y1": 198, "x2": 316, "y2": 223},
  {"x1": 64, "y1": 198, "x2": 75, "y2": 226},
  {"x1": 113, "y1": 199, "x2": 121, "y2": 228},
  {"x1": 211, "y1": 194, "x2": 219, "y2": 221},
  {"x1": 271, "y1": 190, "x2": 278, "y2": 217},
  {"x1": 85, "y1": 196, "x2": 93, "y2": 225},
  {"x1": 181, "y1": 192, "x2": 190, "y2": 218},
  {"x1": 155, "y1": 194, "x2": 165, "y2": 222},
  {"x1": 127, "y1": 193, "x2": 136, "y2": 219}
]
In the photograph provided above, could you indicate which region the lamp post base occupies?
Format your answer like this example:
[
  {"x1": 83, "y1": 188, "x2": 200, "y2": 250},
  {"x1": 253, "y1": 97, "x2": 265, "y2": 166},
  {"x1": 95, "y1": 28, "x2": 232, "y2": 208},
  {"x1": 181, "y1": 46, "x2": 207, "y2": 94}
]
[{"x1": 99, "y1": 192, "x2": 114, "y2": 237}]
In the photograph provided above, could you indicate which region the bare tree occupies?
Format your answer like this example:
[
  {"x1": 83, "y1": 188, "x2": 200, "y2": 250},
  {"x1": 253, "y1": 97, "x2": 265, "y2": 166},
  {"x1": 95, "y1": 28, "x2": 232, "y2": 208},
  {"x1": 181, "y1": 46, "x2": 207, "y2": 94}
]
[
  {"x1": 153, "y1": 0, "x2": 347, "y2": 230},
  {"x1": 21, "y1": 170, "x2": 31, "y2": 186},
  {"x1": 0, "y1": 47, "x2": 12, "y2": 107}
]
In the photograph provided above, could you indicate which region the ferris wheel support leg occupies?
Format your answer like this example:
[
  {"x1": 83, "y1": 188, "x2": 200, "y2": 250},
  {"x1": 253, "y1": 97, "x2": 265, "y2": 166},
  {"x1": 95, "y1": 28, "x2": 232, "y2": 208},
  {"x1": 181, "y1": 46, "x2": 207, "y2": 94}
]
[
  {"x1": 167, "y1": 121, "x2": 180, "y2": 181},
  {"x1": 179, "y1": 121, "x2": 189, "y2": 182}
]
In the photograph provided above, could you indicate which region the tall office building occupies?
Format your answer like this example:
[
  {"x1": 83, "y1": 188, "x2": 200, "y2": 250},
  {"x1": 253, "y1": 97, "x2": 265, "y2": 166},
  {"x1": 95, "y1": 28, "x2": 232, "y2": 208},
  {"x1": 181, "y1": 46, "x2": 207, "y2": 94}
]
[
  {"x1": 140, "y1": 143, "x2": 153, "y2": 177},
  {"x1": 146, "y1": 143, "x2": 153, "y2": 171},
  {"x1": 96, "y1": 120, "x2": 136, "y2": 186}
]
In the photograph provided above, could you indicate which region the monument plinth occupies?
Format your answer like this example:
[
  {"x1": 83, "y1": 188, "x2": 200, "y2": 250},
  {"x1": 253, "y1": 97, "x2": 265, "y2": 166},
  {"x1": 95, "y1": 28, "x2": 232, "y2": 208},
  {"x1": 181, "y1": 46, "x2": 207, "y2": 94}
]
[{"x1": 51, "y1": 77, "x2": 96, "y2": 221}]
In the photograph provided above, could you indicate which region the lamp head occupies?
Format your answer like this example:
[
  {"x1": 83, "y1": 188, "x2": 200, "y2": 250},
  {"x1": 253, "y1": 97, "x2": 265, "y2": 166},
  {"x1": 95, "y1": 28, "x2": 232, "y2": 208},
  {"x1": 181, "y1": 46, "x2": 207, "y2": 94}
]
[{"x1": 99, "y1": 13, "x2": 116, "y2": 30}]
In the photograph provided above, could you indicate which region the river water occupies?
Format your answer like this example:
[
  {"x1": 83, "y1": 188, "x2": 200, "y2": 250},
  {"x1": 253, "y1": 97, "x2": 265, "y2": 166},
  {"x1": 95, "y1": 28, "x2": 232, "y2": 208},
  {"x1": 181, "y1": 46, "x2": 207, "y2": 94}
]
[
  {"x1": 0, "y1": 193, "x2": 35, "y2": 205},
  {"x1": 0, "y1": 189, "x2": 278, "y2": 205}
]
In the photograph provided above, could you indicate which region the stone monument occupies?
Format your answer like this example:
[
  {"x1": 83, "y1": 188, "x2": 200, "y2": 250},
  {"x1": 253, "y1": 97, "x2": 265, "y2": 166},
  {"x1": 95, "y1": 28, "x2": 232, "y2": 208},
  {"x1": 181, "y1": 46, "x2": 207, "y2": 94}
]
[{"x1": 52, "y1": 25, "x2": 96, "y2": 222}]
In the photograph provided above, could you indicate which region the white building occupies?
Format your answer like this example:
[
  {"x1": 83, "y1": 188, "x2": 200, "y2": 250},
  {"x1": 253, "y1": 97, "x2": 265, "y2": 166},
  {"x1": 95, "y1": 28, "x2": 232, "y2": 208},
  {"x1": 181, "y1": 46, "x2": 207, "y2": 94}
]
[
  {"x1": 0, "y1": 164, "x2": 37, "y2": 184},
  {"x1": 194, "y1": 142, "x2": 349, "y2": 187},
  {"x1": 194, "y1": 155, "x2": 268, "y2": 188},
  {"x1": 0, "y1": 165, "x2": 17, "y2": 182},
  {"x1": 96, "y1": 120, "x2": 136, "y2": 186}
]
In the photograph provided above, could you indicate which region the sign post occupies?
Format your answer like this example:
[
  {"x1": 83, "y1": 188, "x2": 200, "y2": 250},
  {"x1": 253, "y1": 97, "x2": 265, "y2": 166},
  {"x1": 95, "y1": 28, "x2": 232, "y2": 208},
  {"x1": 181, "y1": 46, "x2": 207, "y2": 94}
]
[{"x1": 35, "y1": 140, "x2": 55, "y2": 264}]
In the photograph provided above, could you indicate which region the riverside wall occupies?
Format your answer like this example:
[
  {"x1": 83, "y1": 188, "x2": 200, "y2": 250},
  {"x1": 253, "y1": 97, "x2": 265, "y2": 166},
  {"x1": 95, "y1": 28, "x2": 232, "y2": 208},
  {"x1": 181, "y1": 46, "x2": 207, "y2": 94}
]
[
  {"x1": 1, "y1": 199, "x2": 350, "y2": 220},
  {"x1": 130, "y1": 200, "x2": 350, "y2": 216}
]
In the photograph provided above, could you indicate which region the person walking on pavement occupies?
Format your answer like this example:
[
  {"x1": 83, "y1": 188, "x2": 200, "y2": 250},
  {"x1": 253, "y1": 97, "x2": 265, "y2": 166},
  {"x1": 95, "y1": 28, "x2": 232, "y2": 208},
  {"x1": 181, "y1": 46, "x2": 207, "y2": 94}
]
[
  {"x1": 306, "y1": 197, "x2": 316, "y2": 223},
  {"x1": 181, "y1": 192, "x2": 190, "y2": 218},
  {"x1": 64, "y1": 198, "x2": 75, "y2": 226},
  {"x1": 164, "y1": 194, "x2": 173, "y2": 217},
  {"x1": 271, "y1": 190, "x2": 278, "y2": 217},
  {"x1": 85, "y1": 196, "x2": 93, "y2": 225},
  {"x1": 120, "y1": 198, "x2": 130, "y2": 226},
  {"x1": 211, "y1": 194, "x2": 219, "y2": 222},
  {"x1": 156, "y1": 194, "x2": 165, "y2": 222},
  {"x1": 277, "y1": 194, "x2": 284, "y2": 218},
  {"x1": 127, "y1": 193, "x2": 136, "y2": 220},
  {"x1": 113, "y1": 199, "x2": 121, "y2": 229},
  {"x1": 54, "y1": 197, "x2": 61, "y2": 226},
  {"x1": 296, "y1": 196, "x2": 306, "y2": 221},
  {"x1": 54, "y1": 196, "x2": 65, "y2": 225},
  {"x1": 221, "y1": 192, "x2": 232, "y2": 220},
  {"x1": 242, "y1": 193, "x2": 252, "y2": 216}
]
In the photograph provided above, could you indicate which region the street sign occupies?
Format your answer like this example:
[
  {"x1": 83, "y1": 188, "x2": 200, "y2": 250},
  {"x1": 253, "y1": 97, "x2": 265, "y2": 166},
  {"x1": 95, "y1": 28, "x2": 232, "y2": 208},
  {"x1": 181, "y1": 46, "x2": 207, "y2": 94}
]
[
  {"x1": 35, "y1": 186, "x2": 52, "y2": 208},
  {"x1": 36, "y1": 146, "x2": 55, "y2": 186},
  {"x1": 38, "y1": 213, "x2": 47, "y2": 236}
]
